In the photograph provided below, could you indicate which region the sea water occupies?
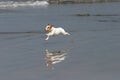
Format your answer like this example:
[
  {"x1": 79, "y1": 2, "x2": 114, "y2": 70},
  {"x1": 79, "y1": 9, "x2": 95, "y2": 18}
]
[{"x1": 0, "y1": 1, "x2": 120, "y2": 80}]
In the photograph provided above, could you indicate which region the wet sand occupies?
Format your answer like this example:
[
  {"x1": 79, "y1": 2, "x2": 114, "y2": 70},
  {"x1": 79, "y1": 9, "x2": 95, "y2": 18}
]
[{"x1": 0, "y1": 2, "x2": 120, "y2": 80}]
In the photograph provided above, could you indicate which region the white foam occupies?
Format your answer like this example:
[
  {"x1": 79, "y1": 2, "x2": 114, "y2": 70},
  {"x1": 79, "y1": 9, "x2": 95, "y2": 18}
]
[{"x1": 0, "y1": 1, "x2": 49, "y2": 8}]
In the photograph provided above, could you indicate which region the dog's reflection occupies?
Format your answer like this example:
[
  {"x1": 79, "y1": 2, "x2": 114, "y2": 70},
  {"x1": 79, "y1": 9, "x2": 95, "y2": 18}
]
[{"x1": 45, "y1": 49, "x2": 67, "y2": 70}]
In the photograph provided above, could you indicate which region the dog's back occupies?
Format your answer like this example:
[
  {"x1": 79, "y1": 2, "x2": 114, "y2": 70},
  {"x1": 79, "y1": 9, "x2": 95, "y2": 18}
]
[{"x1": 52, "y1": 27, "x2": 69, "y2": 35}]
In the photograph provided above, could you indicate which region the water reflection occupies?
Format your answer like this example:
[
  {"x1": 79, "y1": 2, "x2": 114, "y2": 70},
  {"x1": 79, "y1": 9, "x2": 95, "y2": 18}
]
[{"x1": 45, "y1": 49, "x2": 67, "y2": 70}]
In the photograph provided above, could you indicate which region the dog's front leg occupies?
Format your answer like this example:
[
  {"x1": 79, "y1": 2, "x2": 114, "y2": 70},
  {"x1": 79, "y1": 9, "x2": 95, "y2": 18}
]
[{"x1": 45, "y1": 35, "x2": 49, "y2": 40}]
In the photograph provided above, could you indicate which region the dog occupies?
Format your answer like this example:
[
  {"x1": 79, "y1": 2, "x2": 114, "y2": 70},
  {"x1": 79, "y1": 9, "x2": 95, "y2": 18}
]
[{"x1": 45, "y1": 24, "x2": 70, "y2": 40}]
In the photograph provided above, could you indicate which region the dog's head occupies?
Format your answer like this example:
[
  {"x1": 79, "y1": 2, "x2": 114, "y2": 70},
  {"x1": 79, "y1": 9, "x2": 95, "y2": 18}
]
[{"x1": 45, "y1": 24, "x2": 53, "y2": 32}]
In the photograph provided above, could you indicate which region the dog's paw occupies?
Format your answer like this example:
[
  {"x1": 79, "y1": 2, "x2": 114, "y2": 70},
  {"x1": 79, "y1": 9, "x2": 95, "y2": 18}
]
[
  {"x1": 45, "y1": 37, "x2": 49, "y2": 40},
  {"x1": 67, "y1": 33, "x2": 70, "y2": 35}
]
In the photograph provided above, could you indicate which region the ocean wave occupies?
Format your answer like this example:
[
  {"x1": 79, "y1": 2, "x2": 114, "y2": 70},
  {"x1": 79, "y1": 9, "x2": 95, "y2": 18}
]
[{"x1": 0, "y1": 1, "x2": 49, "y2": 8}]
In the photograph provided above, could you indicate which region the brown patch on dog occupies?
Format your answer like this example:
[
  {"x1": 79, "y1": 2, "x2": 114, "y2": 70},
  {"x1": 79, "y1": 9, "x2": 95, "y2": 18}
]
[{"x1": 46, "y1": 24, "x2": 53, "y2": 32}]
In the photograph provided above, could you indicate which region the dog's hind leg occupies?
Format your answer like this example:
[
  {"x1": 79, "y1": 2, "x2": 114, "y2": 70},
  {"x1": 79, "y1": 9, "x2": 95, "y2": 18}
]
[
  {"x1": 60, "y1": 29, "x2": 70, "y2": 35},
  {"x1": 66, "y1": 32, "x2": 70, "y2": 35},
  {"x1": 63, "y1": 32, "x2": 70, "y2": 35}
]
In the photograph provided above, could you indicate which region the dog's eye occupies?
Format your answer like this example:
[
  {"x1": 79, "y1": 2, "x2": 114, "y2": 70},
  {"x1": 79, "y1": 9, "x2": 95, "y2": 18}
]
[
  {"x1": 47, "y1": 27, "x2": 49, "y2": 29},
  {"x1": 48, "y1": 27, "x2": 50, "y2": 30}
]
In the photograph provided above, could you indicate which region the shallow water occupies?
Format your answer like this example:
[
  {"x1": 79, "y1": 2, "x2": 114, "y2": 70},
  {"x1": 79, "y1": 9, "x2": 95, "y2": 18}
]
[{"x1": 0, "y1": 2, "x2": 120, "y2": 80}]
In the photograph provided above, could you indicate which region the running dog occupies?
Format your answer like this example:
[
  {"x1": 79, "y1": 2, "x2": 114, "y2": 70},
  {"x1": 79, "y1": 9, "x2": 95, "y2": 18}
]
[{"x1": 45, "y1": 24, "x2": 70, "y2": 40}]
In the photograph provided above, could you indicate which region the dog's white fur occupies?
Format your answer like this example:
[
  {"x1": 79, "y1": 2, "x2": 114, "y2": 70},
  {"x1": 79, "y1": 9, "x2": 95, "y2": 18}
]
[{"x1": 45, "y1": 24, "x2": 70, "y2": 40}]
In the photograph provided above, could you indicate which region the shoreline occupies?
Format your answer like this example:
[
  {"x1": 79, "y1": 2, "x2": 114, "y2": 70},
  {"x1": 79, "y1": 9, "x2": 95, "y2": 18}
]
[{"x1": 48, "y1": 0, "x2": 120, "y2": 4}]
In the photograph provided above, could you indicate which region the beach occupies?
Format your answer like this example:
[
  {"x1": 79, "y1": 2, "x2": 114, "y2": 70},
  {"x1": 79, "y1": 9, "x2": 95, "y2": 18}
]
[{"x1": 0, "y1": 1, "x2": 120, "y2": 80}]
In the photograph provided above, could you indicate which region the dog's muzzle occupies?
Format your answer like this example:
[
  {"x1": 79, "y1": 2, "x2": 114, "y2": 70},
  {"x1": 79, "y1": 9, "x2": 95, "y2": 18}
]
[{"x1": 45, "y1": 29, "x2": 49, "y2": 32}]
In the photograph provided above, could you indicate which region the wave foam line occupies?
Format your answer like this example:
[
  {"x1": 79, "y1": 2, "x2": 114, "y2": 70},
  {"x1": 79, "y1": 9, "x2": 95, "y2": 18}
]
[{"x1": 0, "y1": 1, "x2": 49, "y2": 8}]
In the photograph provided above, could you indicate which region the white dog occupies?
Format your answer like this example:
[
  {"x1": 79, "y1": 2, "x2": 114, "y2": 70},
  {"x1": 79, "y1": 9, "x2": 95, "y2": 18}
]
[{"x1": 45, "y1": 24, "x2": 70, "y2": 40}]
